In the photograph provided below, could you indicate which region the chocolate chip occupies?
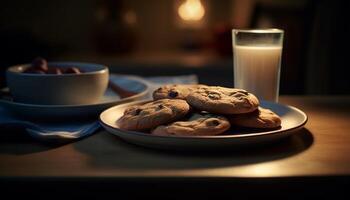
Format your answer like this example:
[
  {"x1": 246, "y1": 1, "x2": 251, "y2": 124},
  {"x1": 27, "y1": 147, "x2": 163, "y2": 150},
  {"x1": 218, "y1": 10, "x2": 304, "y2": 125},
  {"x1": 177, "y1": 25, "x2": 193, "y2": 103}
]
[
  {"x1": 158, "y1": 104, "x2": 164, "y2": 109},
  {"x1": 208, "y1": 119, "x2": 220, "y2": 126},
  {"x1": 134, "y1": 108, "x2": 142, "y2": 115},
  {"x1": 168, "y1": 91, "x2": 179, "y2": 98}
]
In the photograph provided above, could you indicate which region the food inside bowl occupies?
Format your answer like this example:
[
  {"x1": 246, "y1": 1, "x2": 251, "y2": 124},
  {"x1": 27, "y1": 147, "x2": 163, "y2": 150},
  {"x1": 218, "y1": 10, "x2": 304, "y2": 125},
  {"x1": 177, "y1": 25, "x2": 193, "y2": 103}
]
[
  {"x1": 6, "y1": 59, "x2": 109, "y2": 105},
  {"x1": 23, "y1": 57, "x2": 83, "y2": 74}
]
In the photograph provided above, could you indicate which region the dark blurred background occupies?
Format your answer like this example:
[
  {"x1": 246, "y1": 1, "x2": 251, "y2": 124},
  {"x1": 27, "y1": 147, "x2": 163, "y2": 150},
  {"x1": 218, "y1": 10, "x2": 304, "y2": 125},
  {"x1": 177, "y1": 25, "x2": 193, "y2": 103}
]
[{"x1": 0, "y1": 0, "x2": 349, "y2": 94}]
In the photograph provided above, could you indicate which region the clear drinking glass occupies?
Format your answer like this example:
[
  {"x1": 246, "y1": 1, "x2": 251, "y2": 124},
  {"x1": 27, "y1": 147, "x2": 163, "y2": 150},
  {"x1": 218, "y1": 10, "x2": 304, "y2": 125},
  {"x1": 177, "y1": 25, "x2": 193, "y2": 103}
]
[{"x1": 232, "y1": 29, "x2": 284, "y2": 102}]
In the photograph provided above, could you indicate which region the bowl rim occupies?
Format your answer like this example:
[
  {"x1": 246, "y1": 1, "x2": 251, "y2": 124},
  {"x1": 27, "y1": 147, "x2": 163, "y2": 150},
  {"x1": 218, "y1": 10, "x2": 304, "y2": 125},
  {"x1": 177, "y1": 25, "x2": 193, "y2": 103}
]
[
  {"x1": 0, "y1": 74, "x2": 150, "y2": 107},
  {"x1": 6, "y1": 62, "x2": 108, "y2": 77}
]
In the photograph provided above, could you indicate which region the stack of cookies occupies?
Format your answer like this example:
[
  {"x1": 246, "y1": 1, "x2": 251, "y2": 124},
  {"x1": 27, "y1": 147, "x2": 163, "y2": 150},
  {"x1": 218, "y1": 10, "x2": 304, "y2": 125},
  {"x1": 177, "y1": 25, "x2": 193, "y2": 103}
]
[{"x1": 117, "y1": 84, "x2": 281, "y2": 136}]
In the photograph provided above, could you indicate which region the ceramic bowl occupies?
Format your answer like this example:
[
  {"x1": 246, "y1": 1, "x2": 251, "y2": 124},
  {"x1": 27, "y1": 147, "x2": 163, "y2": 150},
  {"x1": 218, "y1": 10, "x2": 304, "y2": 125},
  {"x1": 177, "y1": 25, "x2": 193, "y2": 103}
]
[{"x1": 6, "y1": 62, "x2": 109, "y2": 105}]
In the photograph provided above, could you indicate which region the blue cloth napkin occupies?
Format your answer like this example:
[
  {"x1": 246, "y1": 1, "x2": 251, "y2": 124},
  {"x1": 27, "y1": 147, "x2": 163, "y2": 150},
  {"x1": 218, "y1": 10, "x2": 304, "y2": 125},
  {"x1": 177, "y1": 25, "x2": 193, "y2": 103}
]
[
  {"x1": 0, "y1": 107, "x2": 100, "y2": 141},
  {"x1": 0, "y1": 74, "x2": 198, "y2": 142}
]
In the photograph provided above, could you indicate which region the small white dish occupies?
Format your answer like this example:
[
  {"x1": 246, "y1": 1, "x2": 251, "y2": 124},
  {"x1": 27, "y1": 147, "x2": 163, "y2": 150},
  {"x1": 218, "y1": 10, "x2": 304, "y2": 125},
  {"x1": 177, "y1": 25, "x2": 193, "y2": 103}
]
[
  {"x1": 100, "y1": 100, "x2": 308, "y2": 150},
  {"x1": 0, "y1": 75, "x2": 149, "y2": 120}
]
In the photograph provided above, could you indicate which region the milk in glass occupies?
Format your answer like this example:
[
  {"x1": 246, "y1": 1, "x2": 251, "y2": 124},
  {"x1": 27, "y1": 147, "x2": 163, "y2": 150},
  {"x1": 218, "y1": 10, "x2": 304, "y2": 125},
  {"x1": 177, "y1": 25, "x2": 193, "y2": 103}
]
[{"x1": 234, "y1": 45, "x2": 282, "y2": 102}]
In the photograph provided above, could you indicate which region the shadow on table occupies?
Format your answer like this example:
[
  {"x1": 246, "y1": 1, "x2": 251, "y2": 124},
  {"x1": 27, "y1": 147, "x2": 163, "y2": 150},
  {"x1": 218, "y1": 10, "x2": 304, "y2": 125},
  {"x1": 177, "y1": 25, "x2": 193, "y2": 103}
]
[
  {"x1": 0, "y1": 126, "x2": 68, "y2": 155},
  {"x1": 73, "y1": 128, "x2": 313, "y2": 170}
]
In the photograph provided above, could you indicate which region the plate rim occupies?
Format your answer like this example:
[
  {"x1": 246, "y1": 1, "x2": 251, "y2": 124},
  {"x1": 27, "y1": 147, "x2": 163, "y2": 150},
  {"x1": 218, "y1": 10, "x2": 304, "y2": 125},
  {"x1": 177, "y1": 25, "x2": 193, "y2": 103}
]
[
  {"x1": 0, "y1": 74, "x2": 150, "y2": 109},
  {"x1": 99, "y1": 100, "x2": 308, "y2": 139}
]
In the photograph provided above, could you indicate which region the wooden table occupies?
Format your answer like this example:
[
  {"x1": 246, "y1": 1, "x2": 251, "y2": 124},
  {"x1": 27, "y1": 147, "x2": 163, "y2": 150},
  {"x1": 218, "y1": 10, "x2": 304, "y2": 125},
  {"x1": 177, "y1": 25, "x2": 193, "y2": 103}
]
[{"x1": 1, "y1": 96, "x2": 350, "y2": 198}]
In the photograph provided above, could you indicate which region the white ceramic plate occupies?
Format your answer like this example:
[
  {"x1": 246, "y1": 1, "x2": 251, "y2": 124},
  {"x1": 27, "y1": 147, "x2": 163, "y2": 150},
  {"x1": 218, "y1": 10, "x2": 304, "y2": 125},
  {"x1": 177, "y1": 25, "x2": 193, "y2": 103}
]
[
  {"x1": 0, "y1": 75, "x2": 149, "y2": 120},
  {"x1": 100, "y1": 100, "x2": 308, "y2": 150}
]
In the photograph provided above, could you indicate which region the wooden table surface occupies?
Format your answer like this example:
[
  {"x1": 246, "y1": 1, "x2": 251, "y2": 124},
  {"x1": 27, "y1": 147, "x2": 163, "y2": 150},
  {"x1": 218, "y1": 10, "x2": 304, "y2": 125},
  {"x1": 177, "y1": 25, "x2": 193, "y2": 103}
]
[
  {"x1": 1, "y1": 96, "x2": 350, "y2": 177},
  {"x1": 0, "y1": 96, "x2": 350, "y2": 197}
]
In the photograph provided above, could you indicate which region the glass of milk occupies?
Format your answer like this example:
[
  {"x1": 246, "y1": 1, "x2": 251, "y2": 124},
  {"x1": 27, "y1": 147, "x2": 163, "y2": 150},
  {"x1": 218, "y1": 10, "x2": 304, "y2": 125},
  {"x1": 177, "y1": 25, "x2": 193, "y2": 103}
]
[{"x1": 232, "y1": 29, "x2": 284, "y2": 102}]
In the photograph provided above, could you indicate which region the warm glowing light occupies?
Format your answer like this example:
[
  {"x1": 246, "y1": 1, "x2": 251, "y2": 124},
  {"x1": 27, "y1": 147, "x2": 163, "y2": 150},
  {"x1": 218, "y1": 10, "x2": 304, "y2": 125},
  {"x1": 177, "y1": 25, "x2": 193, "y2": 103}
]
[
  {"x1": 124, "y1": 10, "x2": 137, "y2": 26},
  {"x1": 178, "y1": 0, "x2": 205, "y2": 21}
]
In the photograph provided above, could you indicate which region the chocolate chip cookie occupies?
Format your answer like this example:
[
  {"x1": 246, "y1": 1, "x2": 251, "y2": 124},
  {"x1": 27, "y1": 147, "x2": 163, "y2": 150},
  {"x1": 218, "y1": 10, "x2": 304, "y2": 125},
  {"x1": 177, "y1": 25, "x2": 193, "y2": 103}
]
[
  {"x1": 186, "y1": 86, "x2": 259, "y2": 114},
  {"x1": 153, "y1": 84, "x2": 206, "y2": 100},
  {"x1": 151, "y1": 113, "x2": 230, "y2": 136},
  {"x1": 228, "y1": 107, "x2": 281, "y2": 129},
  {"x1": 117, "y1": 99, "x2": 190, "y2": 131}
]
